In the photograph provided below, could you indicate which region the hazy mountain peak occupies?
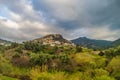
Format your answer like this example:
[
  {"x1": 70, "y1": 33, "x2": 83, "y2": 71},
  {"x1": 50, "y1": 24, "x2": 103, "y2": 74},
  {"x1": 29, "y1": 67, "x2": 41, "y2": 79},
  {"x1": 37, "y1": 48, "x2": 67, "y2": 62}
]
[{"x1": 79, "y1": 37, "x2": 87, "y2": 39}]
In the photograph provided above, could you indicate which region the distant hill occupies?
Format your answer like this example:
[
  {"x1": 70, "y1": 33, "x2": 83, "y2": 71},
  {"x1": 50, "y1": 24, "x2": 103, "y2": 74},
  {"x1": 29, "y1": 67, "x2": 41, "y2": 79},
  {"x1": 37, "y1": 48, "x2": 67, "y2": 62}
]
[
  {"x1": 0, "y1": 39, "x2": 11, "y2": 46},
  {"x1": 110, "y1": 38, "x2": 120, "y2": 47},
  {"x1": 33, "y1": 34, "x2": 74, "y2": 46},
  {"x1": 71, "y1": 37, "x2": 112, "y2": 49}
]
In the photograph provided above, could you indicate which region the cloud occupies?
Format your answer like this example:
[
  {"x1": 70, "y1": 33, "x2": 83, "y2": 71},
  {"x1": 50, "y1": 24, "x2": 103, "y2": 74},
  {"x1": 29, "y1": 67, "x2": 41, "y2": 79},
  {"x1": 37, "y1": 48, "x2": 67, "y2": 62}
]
[
  {"x1": 0, "y1": 14, "x2": 69, "y2": 42},
  {"x1": 0, "y1": 0, "x2": 120, "y2": 41},
  {"x1": 86, "y1": 25, "x2": 120, "y2": 41},
  {"x1": 32, "y1": 0, "x2": 112, "y2": 28},
  {"x1": 32, "y1": 0, "x2": 120, "y2": 39}
]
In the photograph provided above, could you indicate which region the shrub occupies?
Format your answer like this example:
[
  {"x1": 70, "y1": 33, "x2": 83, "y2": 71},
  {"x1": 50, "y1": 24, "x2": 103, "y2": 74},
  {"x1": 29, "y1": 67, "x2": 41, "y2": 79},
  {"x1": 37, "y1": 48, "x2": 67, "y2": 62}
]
[
  {"x1": 10, "y1": 43, "x2": 19, "y2": 48},
  {"x1": 12, "y1": 55, "x2": 30, "y2": 67},
  {"x1": 107, "y1": 56, "x2": 120, "y2": 79},
  {"x1": 12, "y1": 53, "x2": 20, "y2": 58},
  {"x1": 94, "y1": 75, "x2": 115, "y2": 80},
  {"x1": 76, "y1": 45, "x2": 82, "y2": 52},
  {"x1": 98, "y1": 51, "x2": 104, "y2": 56}
]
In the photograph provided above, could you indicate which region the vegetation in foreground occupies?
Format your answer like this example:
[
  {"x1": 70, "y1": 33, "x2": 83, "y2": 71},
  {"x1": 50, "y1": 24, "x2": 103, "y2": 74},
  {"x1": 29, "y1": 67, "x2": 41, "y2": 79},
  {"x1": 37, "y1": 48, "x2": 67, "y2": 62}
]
[{"x1": 0, "y1": 42, "x2": 120, "y2": 80}]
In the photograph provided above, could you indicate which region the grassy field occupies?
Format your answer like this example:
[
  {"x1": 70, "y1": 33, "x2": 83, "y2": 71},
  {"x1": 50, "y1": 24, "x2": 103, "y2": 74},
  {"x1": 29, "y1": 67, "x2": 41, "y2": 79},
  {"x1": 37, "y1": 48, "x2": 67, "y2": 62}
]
[{"x1": 0, "y1": 74, "x2": 18, "y2": 80}]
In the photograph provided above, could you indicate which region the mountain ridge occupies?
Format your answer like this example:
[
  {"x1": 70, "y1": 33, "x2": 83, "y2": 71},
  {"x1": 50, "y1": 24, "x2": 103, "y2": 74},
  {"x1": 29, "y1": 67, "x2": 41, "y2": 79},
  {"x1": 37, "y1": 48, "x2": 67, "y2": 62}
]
[
  {"x1": 71, "y1": 37, "x2": 112, "y2": 49},
  {"x1": 111, "y1": 38, "x2": 120, "y2": 47},
  {"x1": 1, "y1": 34, "x2": 120, "y2": 49}
]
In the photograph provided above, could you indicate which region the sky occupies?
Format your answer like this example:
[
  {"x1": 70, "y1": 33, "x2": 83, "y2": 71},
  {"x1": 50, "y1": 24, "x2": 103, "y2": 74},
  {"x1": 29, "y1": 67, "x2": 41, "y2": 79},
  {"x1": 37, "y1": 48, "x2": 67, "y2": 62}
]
[{"x1": 0, "y1": 0, "x2": 120, "y2": 42}]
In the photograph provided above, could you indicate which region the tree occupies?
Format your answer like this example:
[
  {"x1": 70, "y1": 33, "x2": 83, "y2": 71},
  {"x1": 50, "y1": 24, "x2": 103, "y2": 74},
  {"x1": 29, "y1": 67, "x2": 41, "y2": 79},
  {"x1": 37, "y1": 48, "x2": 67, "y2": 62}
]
[
  {"x1": 76, "y1": 45, "x2": 82, "y2": 53},
  {"x1": 10, "y1": 42, "x2": 19, "y2": 48},
  {"x1": 98, "y1": 51, "x2": 104, "y2": 56}
]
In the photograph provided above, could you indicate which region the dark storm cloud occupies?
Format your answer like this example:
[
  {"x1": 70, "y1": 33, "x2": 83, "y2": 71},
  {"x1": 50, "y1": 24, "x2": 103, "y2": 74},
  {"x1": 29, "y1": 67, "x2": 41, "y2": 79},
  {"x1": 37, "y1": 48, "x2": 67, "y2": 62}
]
[
  {"x1": 31, "y1": 0, "x2": 120, "y2": 30},
  {"x1": 89, "y1": 0, "x2": 120, "y2": 30}
]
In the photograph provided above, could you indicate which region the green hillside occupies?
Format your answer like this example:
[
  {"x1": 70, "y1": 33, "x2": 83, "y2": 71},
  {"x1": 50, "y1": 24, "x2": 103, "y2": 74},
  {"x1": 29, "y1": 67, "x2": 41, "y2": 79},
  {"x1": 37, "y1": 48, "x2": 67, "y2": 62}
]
[
  {"x1": 0, "y1": 35, "x2": 120, "y2": 80},
  {"x1": 0, "y1": 39, "x2": 120, "y2": 80},
  {"x1": 111, "y1": 39, "x2": 120, "y2": 47}
]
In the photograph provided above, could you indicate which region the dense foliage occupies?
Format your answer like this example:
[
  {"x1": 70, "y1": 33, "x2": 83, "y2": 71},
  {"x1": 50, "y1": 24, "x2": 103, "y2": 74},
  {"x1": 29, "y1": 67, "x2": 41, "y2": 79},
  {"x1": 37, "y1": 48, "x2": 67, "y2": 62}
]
[{"x1": 0, "y1": 42, "x2": 120, "y2": 80}]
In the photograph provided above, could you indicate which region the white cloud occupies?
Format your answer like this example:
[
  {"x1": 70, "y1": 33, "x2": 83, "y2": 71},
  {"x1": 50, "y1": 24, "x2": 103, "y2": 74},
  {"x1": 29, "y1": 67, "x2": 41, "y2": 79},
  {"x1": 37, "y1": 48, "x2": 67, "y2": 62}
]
[{"x1": 86, "y1": 25, "x2": 120, "y2": 41}]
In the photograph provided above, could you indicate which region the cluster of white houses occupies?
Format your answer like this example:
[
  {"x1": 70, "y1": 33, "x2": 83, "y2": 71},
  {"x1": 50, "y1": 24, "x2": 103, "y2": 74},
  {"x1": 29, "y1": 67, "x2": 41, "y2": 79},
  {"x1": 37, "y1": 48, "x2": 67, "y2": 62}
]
[
  {"x1": 34, "y1": 35, "x2": 75, "y2": 46},
  {"x1": 0, "y1": 42, "x2": 11, "y2": 46}
]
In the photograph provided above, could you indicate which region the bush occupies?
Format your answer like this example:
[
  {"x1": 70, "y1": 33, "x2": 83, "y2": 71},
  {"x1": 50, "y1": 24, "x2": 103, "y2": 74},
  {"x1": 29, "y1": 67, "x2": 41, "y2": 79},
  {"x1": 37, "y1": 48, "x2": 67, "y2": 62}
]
[
  {"x1": 104, "y1": 46, "x2": 120, "y2": 58},
  {"x1": 15, "y1": 46, "x2": 23, "y2": 53},
  {"x1": 107, "y1": 56, "x2": 120, "y2": 79},
  {"x1": 12, "y1": 55, "x2": 30, "y2": 67},
  {"x1": 12, "y1": 53, "x2": 20, "y2": 58},
  {"x1": 94, "y1": 75, "x2": 115, "y2": 80},
  {"x1": 98, "y1": 51, "x2": 104, "y2": 56},
  {"x1": 24, "y1": 42, "x2": 43, "y2": 52},
  {"x1": 76, "y1": 45, "x2": 82, "y2": 52},
  {"x1": 10, "y1": 43, "x2": 19, "y2": 48}
]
